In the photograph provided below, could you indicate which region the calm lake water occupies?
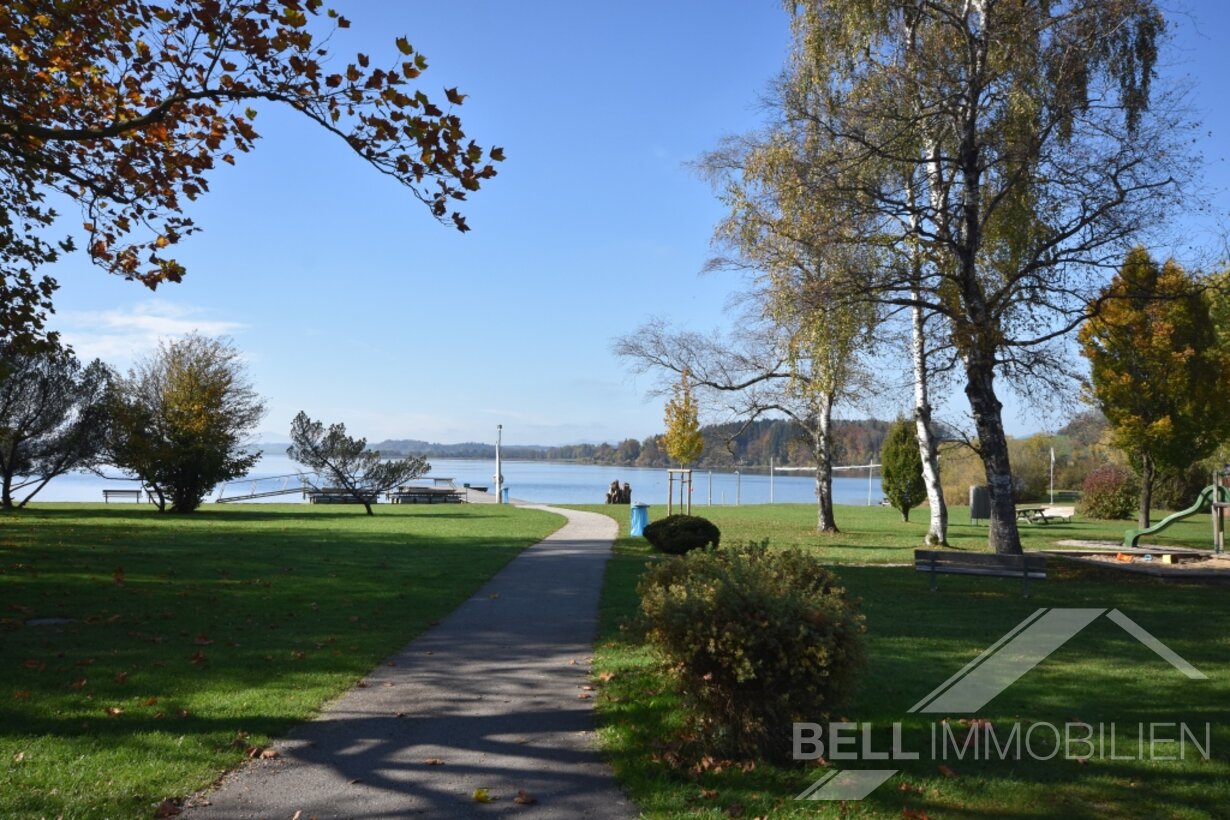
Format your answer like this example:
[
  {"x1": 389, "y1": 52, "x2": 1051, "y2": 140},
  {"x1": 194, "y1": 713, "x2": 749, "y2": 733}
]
[{"x1": 25, "y1": 453, "x2": 882, "y2": 507}]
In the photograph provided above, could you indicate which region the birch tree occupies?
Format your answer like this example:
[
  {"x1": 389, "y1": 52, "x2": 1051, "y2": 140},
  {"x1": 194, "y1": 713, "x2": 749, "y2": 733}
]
[{"x1": 780, "y1": 0, "x2": 1185, "y2": 553}]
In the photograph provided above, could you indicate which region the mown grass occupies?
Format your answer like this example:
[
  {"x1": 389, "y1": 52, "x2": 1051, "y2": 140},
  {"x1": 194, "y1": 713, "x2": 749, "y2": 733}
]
[
  {"x1": 576, "y1": 503, "x2": 1230, "y2": 819},
  {"x1": 0, "y1": 502, "x2": 562, "y2": 819}
]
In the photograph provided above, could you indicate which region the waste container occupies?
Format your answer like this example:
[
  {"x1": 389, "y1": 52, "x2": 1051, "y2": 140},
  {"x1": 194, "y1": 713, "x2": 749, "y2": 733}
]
[
  {"x1": 969, "y1": 484, "x2": 990, "y2": 523},
  {"x1": 630, "y1": 503, "x2": 650, "y2": 537},
  {"x1": 501, "y1": 487, "x2": 510, "y2": 504}
]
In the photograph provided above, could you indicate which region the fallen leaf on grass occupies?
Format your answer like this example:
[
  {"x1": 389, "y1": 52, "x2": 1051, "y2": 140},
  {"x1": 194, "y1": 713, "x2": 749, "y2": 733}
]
[
  {"x1": 901, "y1": 809, "x2": 929, "y2": 820},
  {"x1": 114, "y1": 671, "x2": 129, "y2": 684},
  {"x1": 144, "y1": 697, "x2": 158, "y2": 706},
  {"x1": 21, "y1": 659, "x2": 45, "y2": 672},
  {"x1": 13, "y1": 690, "x2": 30, "y2": 700},
  {"x1": 189, "y1": 651, "x2": 207, "y2": 665},
  {"x1": 105, "y1": 706, "x2": 123, "y2": 716},
  {"x1": 154, "y1": 798, "x2": 182, "y2": 817},
  {"x1": 12, "y1": 751, "x2": 25, "y2": 765},
  {"x1": 70, "y1": 678, "x2": 87, "y2": 690},
  {"x1": 246, "y1": 746, "x2": 279, "y2": 760},
  {"x1": 597, "y1": 671, "x2": 615, "y2": 682},
  {"x1": 512, "y1": 789, "x2": 537, "y2": 805},
  {"x1": 193, "y1": 634, "x2": 213, "y2": 646},
  {"x1": 472, "y1": 788, "x2": 493, "y2": 803},
  {"x1": 700, "y1": 788, "x2": 719, "y2": 800}
]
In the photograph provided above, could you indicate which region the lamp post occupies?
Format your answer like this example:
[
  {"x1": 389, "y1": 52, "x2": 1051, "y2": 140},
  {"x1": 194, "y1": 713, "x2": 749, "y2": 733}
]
[{"x1": 495, "y1": 424, "x2": 503, "y2": 504}]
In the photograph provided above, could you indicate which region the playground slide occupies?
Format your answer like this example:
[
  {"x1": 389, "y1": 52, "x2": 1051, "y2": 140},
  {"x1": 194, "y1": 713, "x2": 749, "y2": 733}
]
[{"x1": 1123, "y1": 484, "x2": 1230, "y2": 548}]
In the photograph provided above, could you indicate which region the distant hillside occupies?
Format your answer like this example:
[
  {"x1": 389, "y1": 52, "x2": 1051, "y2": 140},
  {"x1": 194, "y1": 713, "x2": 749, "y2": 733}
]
[
  {"x1": 371, "y1": 418, "x2": 903, "y2": 469},
  {"x1": 371, "y1": 440, "x2": 548, "y2": 460}
]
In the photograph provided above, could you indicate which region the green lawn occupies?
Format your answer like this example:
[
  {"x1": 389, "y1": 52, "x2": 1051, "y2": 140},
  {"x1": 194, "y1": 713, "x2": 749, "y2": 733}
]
[
  {"x1": 577, "y1": 503, "x2": 1230, "y2": 819},
  {"x1": 0, "y1": 502, "x2": 562, "y2": 819}
]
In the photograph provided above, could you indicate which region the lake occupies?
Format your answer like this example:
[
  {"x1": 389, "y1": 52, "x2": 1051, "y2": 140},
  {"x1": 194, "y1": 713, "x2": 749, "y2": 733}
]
[{"x1": 23, "y1": 453, "x2": 882, "y2": 507}]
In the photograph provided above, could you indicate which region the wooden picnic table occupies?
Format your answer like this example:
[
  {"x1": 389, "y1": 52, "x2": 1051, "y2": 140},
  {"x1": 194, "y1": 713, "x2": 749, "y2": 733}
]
[{"x1": 1016, "y1": 505, "x2": 1052, "y2": 524}]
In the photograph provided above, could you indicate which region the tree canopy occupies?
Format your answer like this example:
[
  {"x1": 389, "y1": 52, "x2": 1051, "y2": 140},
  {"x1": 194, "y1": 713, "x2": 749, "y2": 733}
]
[
  {"x1": 288, "y1": 411, "x2": 428, "y2": 514},
  {"x1": 661, "y1": 370, "x2": 704, "y2": 467},
  {"x1": 774, "y1": 0, "x2": 1184, "y2": 553},
  {"x1": 0, "y1": 341, "x2": 113, "y2": 508},
  {"x1": 0, "y1": 0, "x2": 503, "y2": 348},
  {"x1": 1078, "y1": 248, "x2": 1230, "y2": 527},
  {"x1": 107, "y1": 334, "x2": 265, "y2": 512},
  {"x1": 881, "y1": 419, "x2": 926, "y2": 522}
]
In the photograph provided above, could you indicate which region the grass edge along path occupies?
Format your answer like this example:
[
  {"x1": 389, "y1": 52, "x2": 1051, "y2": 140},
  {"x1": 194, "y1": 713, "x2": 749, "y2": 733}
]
[
  {"x1": 575, "y1": 503, "x2": 1230, "y2": 819},
  {"x1": 0, "y1": 502, "x2": 564, "y2": 819}
]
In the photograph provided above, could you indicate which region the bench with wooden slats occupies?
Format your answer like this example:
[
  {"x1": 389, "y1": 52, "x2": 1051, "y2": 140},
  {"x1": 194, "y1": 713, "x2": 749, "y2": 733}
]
[{"x1": 914, "y1": 549, "x2": 1047, "y2": 597}]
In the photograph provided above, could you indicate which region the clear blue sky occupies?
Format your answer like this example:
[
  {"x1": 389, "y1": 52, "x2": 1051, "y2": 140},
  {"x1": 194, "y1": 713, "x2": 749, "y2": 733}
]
[{"x1": 44, "y1": 1, "x2": 1230, "y2": 447}]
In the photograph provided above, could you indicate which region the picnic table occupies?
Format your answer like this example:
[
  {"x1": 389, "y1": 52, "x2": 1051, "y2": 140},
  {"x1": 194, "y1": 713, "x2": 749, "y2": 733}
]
[{"x1": 1016, "y1": 506, "x2": 1052, "y2": 524}]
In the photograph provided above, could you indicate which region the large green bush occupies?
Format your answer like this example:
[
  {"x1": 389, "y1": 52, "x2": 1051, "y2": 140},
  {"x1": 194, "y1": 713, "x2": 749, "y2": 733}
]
[
  {"x1": 642, "y1": 514, "x2": 720, "y2": 555},
  {"x1": 1078, "y1": 463, "x2": 1139, "y2": 520},
  {"x1": 638, "y1": 541, "x2": 865, "y2": 761},
  {"x1": 1153, "y1": 464, "x2": 1210, "y2": 511}
]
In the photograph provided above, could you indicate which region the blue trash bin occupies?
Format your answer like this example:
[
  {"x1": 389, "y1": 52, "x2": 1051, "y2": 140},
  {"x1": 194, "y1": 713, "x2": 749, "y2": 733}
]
[
  {"x1": 501, "y1": 487, "x2": 510, "y2": 504},
  {"x1": 630, "y1": 503, "x2": 650, "y2": 537}
]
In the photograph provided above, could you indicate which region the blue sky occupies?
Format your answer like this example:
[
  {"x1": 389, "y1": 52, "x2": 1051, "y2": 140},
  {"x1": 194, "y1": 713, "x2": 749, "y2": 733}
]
[{"x1": 44, "y1": 1, "x2": 1230, "y2": 447}]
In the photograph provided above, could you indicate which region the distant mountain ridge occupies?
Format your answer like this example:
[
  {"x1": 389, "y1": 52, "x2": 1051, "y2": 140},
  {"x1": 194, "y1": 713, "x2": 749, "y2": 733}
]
[{"x1": 368, "y1": 417, "x2": 900, "y2": 469}]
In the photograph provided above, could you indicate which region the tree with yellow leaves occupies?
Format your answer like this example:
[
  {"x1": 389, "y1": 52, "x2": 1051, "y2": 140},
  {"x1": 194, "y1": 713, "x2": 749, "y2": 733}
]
[
  {"x1": 662, "y1": 370, "x2": 704, "y2": 468},
  {"x1": 1079, "y1": 248, "x2": 1230, "y2": 527}
]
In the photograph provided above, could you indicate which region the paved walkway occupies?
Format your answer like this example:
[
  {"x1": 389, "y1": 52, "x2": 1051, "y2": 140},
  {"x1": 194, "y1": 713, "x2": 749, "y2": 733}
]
[{"x1": 186, "y1": 506, "x2": 635, "y2": 819}]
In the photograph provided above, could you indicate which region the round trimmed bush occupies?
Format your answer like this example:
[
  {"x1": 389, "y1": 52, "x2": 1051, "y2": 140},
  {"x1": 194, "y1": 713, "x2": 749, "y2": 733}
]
[
  {"x1": 1078, "y1": 463, "x2": 1139, "y2": 520},
  {"x1": 638, "y1": 541, "x2": 865, "y2": 761},
  {"x1": 642, "y1": 514, "x2": 720, "y2": 555}
]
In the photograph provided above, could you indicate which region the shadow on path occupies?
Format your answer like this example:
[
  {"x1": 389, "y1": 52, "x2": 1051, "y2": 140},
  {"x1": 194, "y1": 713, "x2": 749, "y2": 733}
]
[{"x1": 185, "y1": 506, "x2": 635, "y2": 819}]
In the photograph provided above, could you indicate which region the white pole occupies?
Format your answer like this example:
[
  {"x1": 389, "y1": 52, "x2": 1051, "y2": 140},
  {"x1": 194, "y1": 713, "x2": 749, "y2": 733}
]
[
  {"x1": 1049, "y1": 447, "x2": 1055, "y2": 505},
  {"x1": 736, "y1": 470, "x2": 741, "y2": 506},
  {"x1": 867, "y1": 463, "x2": 873, "y2": 506},
  {"x1": 708, "y1": 470, "x2": 713, "y2": 506},
  {"x1": 770, "y1": 457, "x2": 775, "y2": 504},
  {"x1": 495, "y1": 424, "x2": 503, "y2": 504}
]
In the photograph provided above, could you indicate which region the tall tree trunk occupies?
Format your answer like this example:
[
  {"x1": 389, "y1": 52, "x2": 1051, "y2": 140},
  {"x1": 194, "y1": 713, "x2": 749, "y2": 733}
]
[
  {"x1": 1138, "y1": 455, "x2": 1154, "y2": 529},
  {"x1": 0, "y1": 441, "x2": 16, "y2": 510},
  {"x1": 363, "y1": 500, "x2": 373, "y2": 516},
  {"x1": 964, "y1": 353, "x2": 1023, "y2": 555},
  {"x1": 811, "y1": 394, "x2": 838, "y2": 533},
  {"x1": 907, "y1": 198, "x2": 949, "y2": 547}
]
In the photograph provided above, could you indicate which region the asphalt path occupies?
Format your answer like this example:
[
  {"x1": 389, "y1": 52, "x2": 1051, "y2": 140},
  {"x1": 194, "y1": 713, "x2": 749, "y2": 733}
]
[{"x1": 185, "y1": 505, "x2": 636, "y2": 819}]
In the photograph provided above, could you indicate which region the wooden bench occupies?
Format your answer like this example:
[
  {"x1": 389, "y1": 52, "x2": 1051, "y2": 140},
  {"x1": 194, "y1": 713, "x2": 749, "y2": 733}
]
[
  {"x1": 103, "y1": 489, "x2": 142, "y2": 503},
  {"x1": 388, "y1": 487, "x2": 464, "y2": 504},
  {"x1": 306, "y1": 489, "x2": 380, "y2": 505},
  {"x1": 915, "y1": 549, "x2": 1047, "y2": 597},
  {"x1": 1016, "y1": 506, "x2": 1051, "y2": 524}
]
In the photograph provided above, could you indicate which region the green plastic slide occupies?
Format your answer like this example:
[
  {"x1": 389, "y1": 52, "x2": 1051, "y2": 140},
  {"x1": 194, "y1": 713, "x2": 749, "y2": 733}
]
[{"x1": 1123, "y1": 484, "x2": 1229, "y2": 548}]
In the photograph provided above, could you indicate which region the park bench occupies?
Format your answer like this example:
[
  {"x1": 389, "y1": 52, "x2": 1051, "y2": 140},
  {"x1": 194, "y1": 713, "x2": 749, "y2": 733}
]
[
  {"x1": 306, "y1": 488, "x2": 380, "y2": 505},
  {"x1": 387, "y1": 486, "x2": 464, "y2": 504},
  {"x1": 915, "y1": 549, "x2": 1047, "y2": 597},
  {"x1": 102, "y1": 489, "x2": 142, "y2": 503}
]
